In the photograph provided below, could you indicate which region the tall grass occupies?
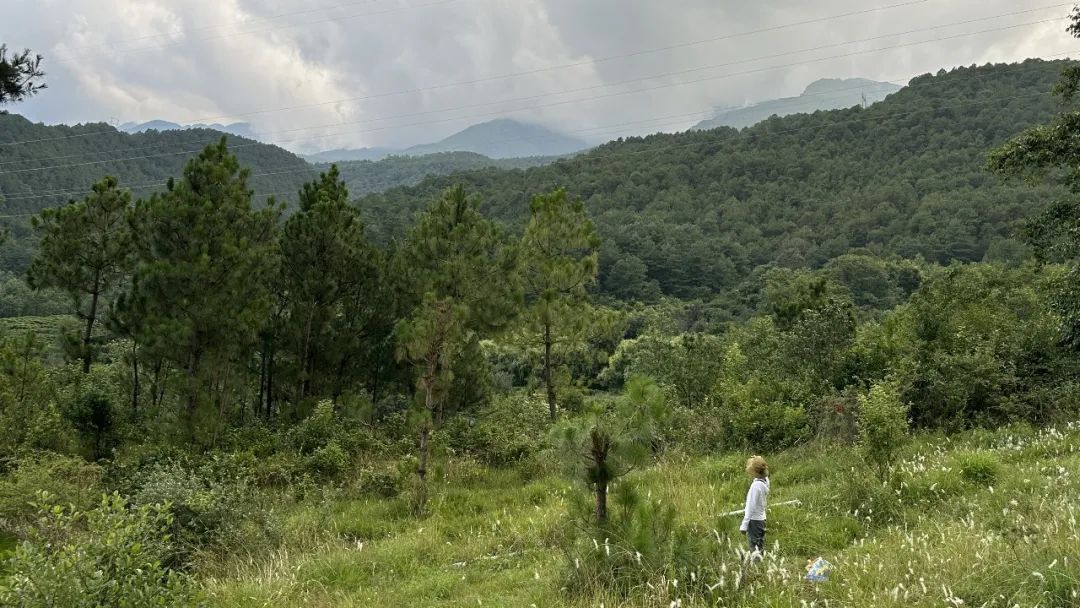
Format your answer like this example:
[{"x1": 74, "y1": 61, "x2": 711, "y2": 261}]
[{"x1": 201, "y1": 422, "x2": 1080, "y2": 607}]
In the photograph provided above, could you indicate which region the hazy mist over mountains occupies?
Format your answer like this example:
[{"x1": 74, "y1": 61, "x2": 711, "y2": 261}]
[
  {"x1": 119, "y1": 76, "x2": 901, "y2": 163},
  {"x1": 693, "y1": 77, "x2": 902, "y2": 131}
]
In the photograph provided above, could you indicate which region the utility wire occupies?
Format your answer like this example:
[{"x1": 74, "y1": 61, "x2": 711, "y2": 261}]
[
  {"x1": 0, "y1": 13, "x2": 1065, "y2": 174},
  {"x1": 0, "y1": 79, "x2": 1059, "y2": 207},
  {"x1": 0, "y1": 0, "x2": 945, "y2": 148}
]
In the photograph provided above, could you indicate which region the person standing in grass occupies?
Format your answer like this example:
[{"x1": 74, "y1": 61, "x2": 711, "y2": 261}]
[{"x1": 740, "y1": 455, "x2": 769, "y2": 555}]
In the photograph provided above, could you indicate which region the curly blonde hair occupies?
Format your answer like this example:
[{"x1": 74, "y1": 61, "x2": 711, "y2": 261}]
[{"x1": 746, "y1": 455, "x2": 768, "y2": 478}]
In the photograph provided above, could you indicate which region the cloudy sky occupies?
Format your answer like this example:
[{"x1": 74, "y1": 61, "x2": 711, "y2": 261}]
[{"x1": 4, "y1": 0, "x2": 1077, "y2": 153}]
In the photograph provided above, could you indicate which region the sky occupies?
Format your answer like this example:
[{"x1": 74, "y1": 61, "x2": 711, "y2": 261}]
[{"x1": 3, "y1": 0, "x2": 1077, "y2": 153}]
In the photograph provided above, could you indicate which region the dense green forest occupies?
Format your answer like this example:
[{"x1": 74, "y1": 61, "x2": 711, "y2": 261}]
[
  {"x1": 3, "y1": 22, "x2": 1080, "y2": 604},
  {"x1": 320, "y1": 151, "x2": 557, "y2": 198},
  {"x1": 0, "y1": 116, "x2": 315, "y2": 272},
  {"x1": 361, "y1": 59, "x2": 1069, "y2": 312}
]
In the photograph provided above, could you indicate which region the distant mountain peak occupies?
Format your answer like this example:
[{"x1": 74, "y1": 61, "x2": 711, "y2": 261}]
[
  {"x1": 694, "y1": 77, "x2": 902, "y2": 132},
  {"x1": 403, "y1": 118, "x2": 590, "y2": 159},
  {"x1": 119, "y1": 119, "x2": 259, "y2": 141}
]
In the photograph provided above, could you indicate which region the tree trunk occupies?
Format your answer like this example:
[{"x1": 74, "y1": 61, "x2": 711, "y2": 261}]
[
  {"x1": 591, "y1": 429, "x2": 610, "y2": 523},
  {"x1": 544, "y1": 322, "x2": 557, "y2": 421},
  {"x1": 299, "y1": 308, "x2": 315, "y2": 402},
  {"x1": 418, "y1": 421, "x2": 431, "y2": 482},
  {"x1": 258, "y1": 346, "x2": 267, "y2": 420},
  {"x1": 595, "y1": 479, "x2": 608, "y2": 523},
  {"x1": 266, "y1": 341, "x2": 276, "y2": 421},
  {"x1": 81, "y1": 272, "x2": 101, "y2": 374},
  {"x1": 130, "y1": 340, "x2": 139, "y2": 421}
]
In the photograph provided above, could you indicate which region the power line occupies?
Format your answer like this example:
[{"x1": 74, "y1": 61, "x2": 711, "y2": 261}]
[
  {"x1": 0, "y1": 71, "x2": 910, "y2": 170},
  {"x1": 1, "y1": 0, "x2": 943, "y2": 148},
  {"x1": 0, "y1": 76, "x2": 1060, "y2": 208},
  {"x1": 0, "y1": 12, "x2": 1065, "y2": 174}
]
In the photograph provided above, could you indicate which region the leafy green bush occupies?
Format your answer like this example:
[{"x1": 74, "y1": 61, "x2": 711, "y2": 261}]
[
  {"x1": 0, "y1": 453, "x2": 103, "y2": 538},
  {"x1": 956, "y1": 450, "x2": 1001, "y2": 486},
  {"x1": 289, "y1": 400, "x2": 339, "y2": 455},
  {"x1": 0, "y1": 492, "x2": 202, "y2": 607},
  {"x1": 444, "y1": 393, "x2": 549, "y2": 467},
  {"x1": 304, "y1": 440, "x2": 349, "y2": 481},
  {"x1": 62, "y1": 390, "x2": 117, "y2": 460},
  {"x1": 857, "y1": 380, "x2": 909, "y2": 477},
  {"x1": 128, "y1": 456, "x2": 278, "y2": 559}
]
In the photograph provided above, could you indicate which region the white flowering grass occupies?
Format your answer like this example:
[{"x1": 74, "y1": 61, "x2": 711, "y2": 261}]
[{"x1": 201, "y1": 422, "x2": 1080, "y2": 607}]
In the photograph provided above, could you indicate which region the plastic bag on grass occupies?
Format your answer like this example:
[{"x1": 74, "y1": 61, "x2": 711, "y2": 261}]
[{"x1": 805, "y1": 557, "x2": 833, "y2": 582}]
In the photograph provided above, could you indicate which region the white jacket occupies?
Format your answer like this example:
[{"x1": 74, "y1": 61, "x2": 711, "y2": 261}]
[{"x1": 740, "y1": 477, "x2": 769, "y2": 532}]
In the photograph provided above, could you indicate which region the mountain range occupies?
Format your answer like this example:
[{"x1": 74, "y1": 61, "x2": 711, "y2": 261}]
[
  {"x1": 693, "y1": 77, "x2": 902, "y2": 131},
  {"x1": 119, "y1": 120, "x2": 260, "y2": 140},
  {"x1": 305, "y1": 118, "x2": 592, "y2": 162}
]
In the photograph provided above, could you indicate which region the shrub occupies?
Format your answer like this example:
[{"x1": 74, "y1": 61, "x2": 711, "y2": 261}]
[
  {"x1": 956, "y1": 450, "x2": 1001, "y2": 486},
  {"x1": 304, "y1": 440, "x2": 349, "y2": 482},
  {"x1": 288, "y1": 400, "x2": 338, "y2": 455},
  {"x1": 444, "y1": 392, "x2": 549, "y2": 467},
  {"x1": 0, "y1": 453, "x2": 103, "y2": 538},
  {"x1": 358, "y1": 463, "x2": 406, "y2": 498},
  {"x1": 62, "y1": 390, "x2": 117, "y2": 460},
  {"x1": 857, "y1": 380, "x2": 909, "y2": 478},
  {"x1": 128, "y1": 456, "x2": 278, "y2": 560},
  {"x1": 0, "y1": 492, "x2": 202, "y2": 607}
]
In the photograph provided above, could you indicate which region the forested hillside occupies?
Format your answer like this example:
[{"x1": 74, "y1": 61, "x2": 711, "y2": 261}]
[
  {"x1": 321, "y1": 151, "x2": 557, "y2": 197},
  {"x1": 360, "y1": 59, "x2": 1070, "y2": 308},
  {"x1": 0, "y1": 116, "x2": 315, "y2": 271}
]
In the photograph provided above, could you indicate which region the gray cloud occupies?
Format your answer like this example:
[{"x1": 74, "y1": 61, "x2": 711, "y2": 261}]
[{"x1": 5, "y1": 0, "x2": 1076, "y2": 153}]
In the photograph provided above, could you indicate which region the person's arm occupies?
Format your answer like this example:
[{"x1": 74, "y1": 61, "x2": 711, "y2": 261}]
[{"x1": 740, "y1": 484, "x2": 757, "y2": 532}]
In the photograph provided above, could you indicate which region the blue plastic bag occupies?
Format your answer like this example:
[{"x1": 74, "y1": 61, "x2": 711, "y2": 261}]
[{"x1": 805, "y1": 557, "x2": 832, "y2": 582}]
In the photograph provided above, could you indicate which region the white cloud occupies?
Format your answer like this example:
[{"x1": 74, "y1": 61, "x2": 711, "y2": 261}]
[{"x1": 5, "y1": 0, "x2": 1077, "y2": 153}]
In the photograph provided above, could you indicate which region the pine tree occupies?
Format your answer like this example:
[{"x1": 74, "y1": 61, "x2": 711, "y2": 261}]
[
  {"x1": 396, "y1": 185, "x2": 522, "y2": 488},
  {"x1": 27, "y1": 177, "x2": 132, "y2": 373},
  {"x1": 521, "y1": 188, "x2": 600, "y2": 420},
  {"x1": 279, "y1": 165, "x2": 382, "y2": 404},
  {"x1": 0, "y1": 44, "x2": 45, "y2": 107},
  {"x1": 121, "y1": 139, "x2": 280, "y2": 437},
  {"x1": 553, "y1": 376, "x2": 667, "y2": 523}
]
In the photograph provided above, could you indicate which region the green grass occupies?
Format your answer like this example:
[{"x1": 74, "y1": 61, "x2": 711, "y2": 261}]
[{"x1": 201, "y1": 423, "x2": 1080, "y2": 607}]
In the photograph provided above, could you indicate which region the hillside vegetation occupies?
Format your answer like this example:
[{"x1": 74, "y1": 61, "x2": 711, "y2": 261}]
[
  {"x1": 320, "y1": 151, "x2": 557, "y2": 198},
  {"x1": 361, "y1": 59, "x2": 1069, "y2": 309},
  {"x1": 0, "y1": 116, "x2": 315, "y2": 271},
  {"x1": 3, "y1": 44, "x2": 1080, "y2": 608}
]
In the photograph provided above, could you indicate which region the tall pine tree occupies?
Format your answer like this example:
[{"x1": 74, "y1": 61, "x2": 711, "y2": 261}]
[
  {"x1": 278, "y1": 165, "x2": 382, "y2": 405},
  {"x1": 27, "y1": 176, "x2": 132, "y2": 373},
  {"x1": 121, "y1": 139, "x2": 280, "y2": 437},
  {"x1": 396, "y1": 185, "x2": 522, "y2": 487},
  {"x1": 521, "y1": 188, "x2": 600, "y2": 420}
]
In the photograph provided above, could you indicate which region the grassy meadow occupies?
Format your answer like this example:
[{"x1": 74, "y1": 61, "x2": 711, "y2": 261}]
[{"x1": 200, "y1": 421, "x2": 1080, "y2": 607}]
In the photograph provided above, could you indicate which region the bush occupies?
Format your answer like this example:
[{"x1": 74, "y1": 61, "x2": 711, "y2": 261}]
[
  {"x1": 358, "y1": 462, "x2": 406, "y2": 498},
  {"x1": 305, "y1": 440, "x2": 349, "y2": 481},
  {"x1": 857, "y1": 380, "x2": 909, "y2": 477},
  {"x1": 956, "y1": 450, "x2": 1001, "y2": 486},
  {"x1": 128, "y1": 456, "x2": 278, "y2": 560},
  {"x1": 0, "y1": 492, "x2": 202, "y2": 607},
  {"x1": 288, "y1": 400, "x2": 339, "y2": 455},
  {"x1": 62, "y1": 390, "x2": 117, "y2": 460},
  {"x1": 721, "y1": 393, "x2": 810, "y2": 452},
  {"x1": 0, "y1": 453, "x2": 103, "y2": 538},
  {"x1": 444, "y1": 393, "x2": 549, "y2": 467}
]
